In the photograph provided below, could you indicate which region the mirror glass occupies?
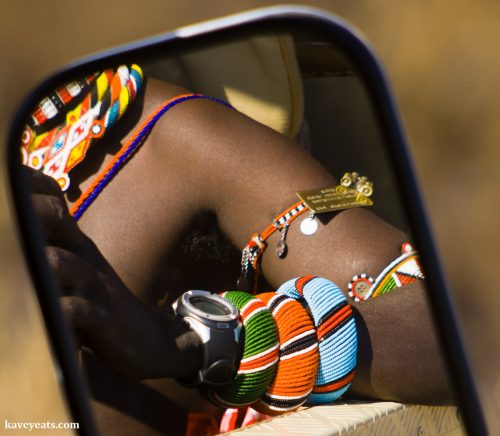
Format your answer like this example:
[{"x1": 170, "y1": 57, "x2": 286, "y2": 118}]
[{"x1": 15, "y1": 23, "x2": 457, "y2": 435}]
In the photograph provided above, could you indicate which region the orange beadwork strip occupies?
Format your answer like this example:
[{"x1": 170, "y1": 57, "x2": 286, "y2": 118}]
[
  {"x1": 295, "y1": 275, "x2": 315, "y2": 296},
  {"x1": 316, "y1": 305, "x2": 352, "y2": 340},
  {"x1": 269, "y1": 349, "x2": 318, "y2": 396},
  {"x1": 260, "y1": 200, "x2": 308, "y2": 241},
  {"x1": 57, "y1": 87, "x2": 72, "y2": 105},
  {"x1": 70, "y1": 93, "x2": 198, "y2": 217},
  {"x1": 239, "y1": 346, "x2": 279, "y2": 372},
  {"x1": 109, "y1": 71, "x2": 123, "y2": 102},
  {"x1": 239, "y1": 298, "x2": 265, "y2": 322},
  {"x1": 253, "y1": 292, "x2": 319, "y2": 415},
  {"x1": 239, "y1": 201, "x2": 310, "y2": 292},
  {"x1": 312, "y1": 370, "x2": 356, "y2": 394},
  {"x1": 397, "y1": 274, "x2": 419, "y2": 286},
  {"x1": 279, "y1": 319, "x2": 315, "y2": 345}
]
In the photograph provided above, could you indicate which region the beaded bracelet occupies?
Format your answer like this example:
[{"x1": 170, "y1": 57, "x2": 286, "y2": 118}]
[
  {"x1": 371, "y1": 243, "x2": 424, "y2": 297},
  {"x1": 347, "y1": 243, "x2": 425, "y2": 301},
  {"x1": 209, "y1": 291, "x2": 279, "y2": 408},
  {"x1": 253, "y1": 292, "x2": 319, "y2": 415},
  {"x1": 238, "y1": 200, "x2": 310, "y2": 292},
  {"x1": 277, "y1": 276, "x2": 357, "y2": 404}
]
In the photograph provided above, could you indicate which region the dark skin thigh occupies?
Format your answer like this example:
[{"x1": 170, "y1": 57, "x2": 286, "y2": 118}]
[{"x1": 30, "y1": 77, "x2": 453, "y2": 433}]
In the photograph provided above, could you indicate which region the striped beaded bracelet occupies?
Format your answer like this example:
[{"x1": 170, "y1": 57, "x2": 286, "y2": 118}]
[
  {"x1": 347, "y1": 243, "x2": 425, "y2": 301},
  {"x1": 371, "y1": 243, "x2": 424, "y2": 297},
  {"x1": 209, "y1": 291, "x2": 279, "y2": 408},
  {"x1": 277, "y1": 276, "x2": 357, "y2": 404},
  {"x1": 253, "y1": 292, "x2": 319, "y2": 415}
]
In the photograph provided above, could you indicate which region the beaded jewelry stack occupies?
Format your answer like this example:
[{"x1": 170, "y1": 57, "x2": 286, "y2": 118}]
[
  {"x1": 209, "y1": 276, "x2": 357, "y2": 419},
  {"x1": 22, "y1": 69, "x2": 424, "y2": 428}
]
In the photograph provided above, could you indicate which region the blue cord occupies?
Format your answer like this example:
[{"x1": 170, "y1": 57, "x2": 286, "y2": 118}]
[{"x1": 73, "y1": 94, "x2": 232, "y2": 220}]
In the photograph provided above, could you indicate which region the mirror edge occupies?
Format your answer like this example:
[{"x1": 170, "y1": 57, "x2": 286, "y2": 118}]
[{"x1": 6, "y1": 6, "x2": 486, "y2": 435}]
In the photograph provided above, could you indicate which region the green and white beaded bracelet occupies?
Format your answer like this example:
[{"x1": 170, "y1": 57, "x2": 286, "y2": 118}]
[{"x1": 210, "y1": 291, "x2": 279, "y2": 407}]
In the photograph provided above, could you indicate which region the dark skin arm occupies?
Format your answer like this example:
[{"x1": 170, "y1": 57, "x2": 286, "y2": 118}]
[
  {"x1": 350, "y1": 283, "x2": 451, "y2": 403},
  {"x1": 146, "y1": 83, "x2": 452, "y2": 404},
  {"x1": 30, "y1": 77, "x2": 454, "y2": 404}
]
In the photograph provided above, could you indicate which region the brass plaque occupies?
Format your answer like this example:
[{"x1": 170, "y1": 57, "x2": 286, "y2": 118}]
[{"x1": 296, "y1": 185, "x2": 373, "y2": 214}]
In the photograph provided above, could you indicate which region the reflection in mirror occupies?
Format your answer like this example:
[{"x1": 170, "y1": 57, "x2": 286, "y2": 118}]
[{"x1": 19, "y1": 27, "x2": 455, "y2": 435}]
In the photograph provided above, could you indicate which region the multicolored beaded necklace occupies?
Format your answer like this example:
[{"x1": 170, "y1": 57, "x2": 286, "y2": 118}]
[
  {"x1": 20, "y1": 66, "x2": 233, "y2": 222},
  {"x1": 21, "y1": 64, "x2": 144, "y2": 191}
]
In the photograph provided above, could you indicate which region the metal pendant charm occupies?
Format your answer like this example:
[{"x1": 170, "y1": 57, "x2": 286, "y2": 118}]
[
  {"x1": 276, "y1": 239, "x2": 288, "y2": 258},
  {"x1": 300, "y1": 213, "x2": 318, "y2": 236}
]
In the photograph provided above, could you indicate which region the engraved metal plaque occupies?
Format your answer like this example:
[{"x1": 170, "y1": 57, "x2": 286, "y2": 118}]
[{"x1": 296, "y1": 185, "x2": 373, "y2": 214}]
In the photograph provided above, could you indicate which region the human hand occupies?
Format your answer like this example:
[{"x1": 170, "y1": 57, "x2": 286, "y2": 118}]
[{"x1": 27, "y1": 167, "x2": 202, "y2": 379}]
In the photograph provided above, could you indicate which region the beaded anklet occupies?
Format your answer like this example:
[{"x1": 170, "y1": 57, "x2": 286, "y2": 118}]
[
  {"x1": 70, "y1": 94, "x2": 232, "y2": 220},
  {"x1": 238, "y1": 200, "x2": 310, "y2": 292},
  {"x1": 210, "y1": 291, "x2": 279, "y2": 408},
  {"x1": 277, "y1": 276, "x2": 357, "y2": 404},
  {"x1": 253, "y1": 292, "x2": 319, "y2": 415}
]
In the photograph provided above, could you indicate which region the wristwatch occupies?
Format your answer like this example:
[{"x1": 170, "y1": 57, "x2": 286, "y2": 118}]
[{"x1": 173, "y1": 290, "x2": 242, "y2": 386}]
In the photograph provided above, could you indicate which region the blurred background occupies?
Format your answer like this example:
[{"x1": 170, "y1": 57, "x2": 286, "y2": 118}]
[{"x1": 1, "y1": 0, "x2": 499, "y2": 433}]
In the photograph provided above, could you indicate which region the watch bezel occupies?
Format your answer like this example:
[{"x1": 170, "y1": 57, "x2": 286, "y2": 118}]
[{"x1": 178, "y1": 290, "x2": 240, "y2": 323}]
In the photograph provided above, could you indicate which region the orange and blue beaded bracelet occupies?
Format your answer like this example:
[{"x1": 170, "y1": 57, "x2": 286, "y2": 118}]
[{"x1": 277, "y1": 276, "x2": 357, "y2": 404}]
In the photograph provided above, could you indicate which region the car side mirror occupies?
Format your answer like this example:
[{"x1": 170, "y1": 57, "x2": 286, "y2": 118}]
[{"x1": 7, "y1": 6, "x2": 486, "y2": 435}]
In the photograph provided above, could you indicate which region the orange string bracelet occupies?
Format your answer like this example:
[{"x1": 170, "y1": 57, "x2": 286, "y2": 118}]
[{"x1": 238, "y1": 200, "x2": 310, "y2": 292}]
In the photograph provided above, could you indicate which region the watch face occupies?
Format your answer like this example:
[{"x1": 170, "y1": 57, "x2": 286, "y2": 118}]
[{"x1": 189, "y1": 296, "x2": 232, "y2": 316}]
